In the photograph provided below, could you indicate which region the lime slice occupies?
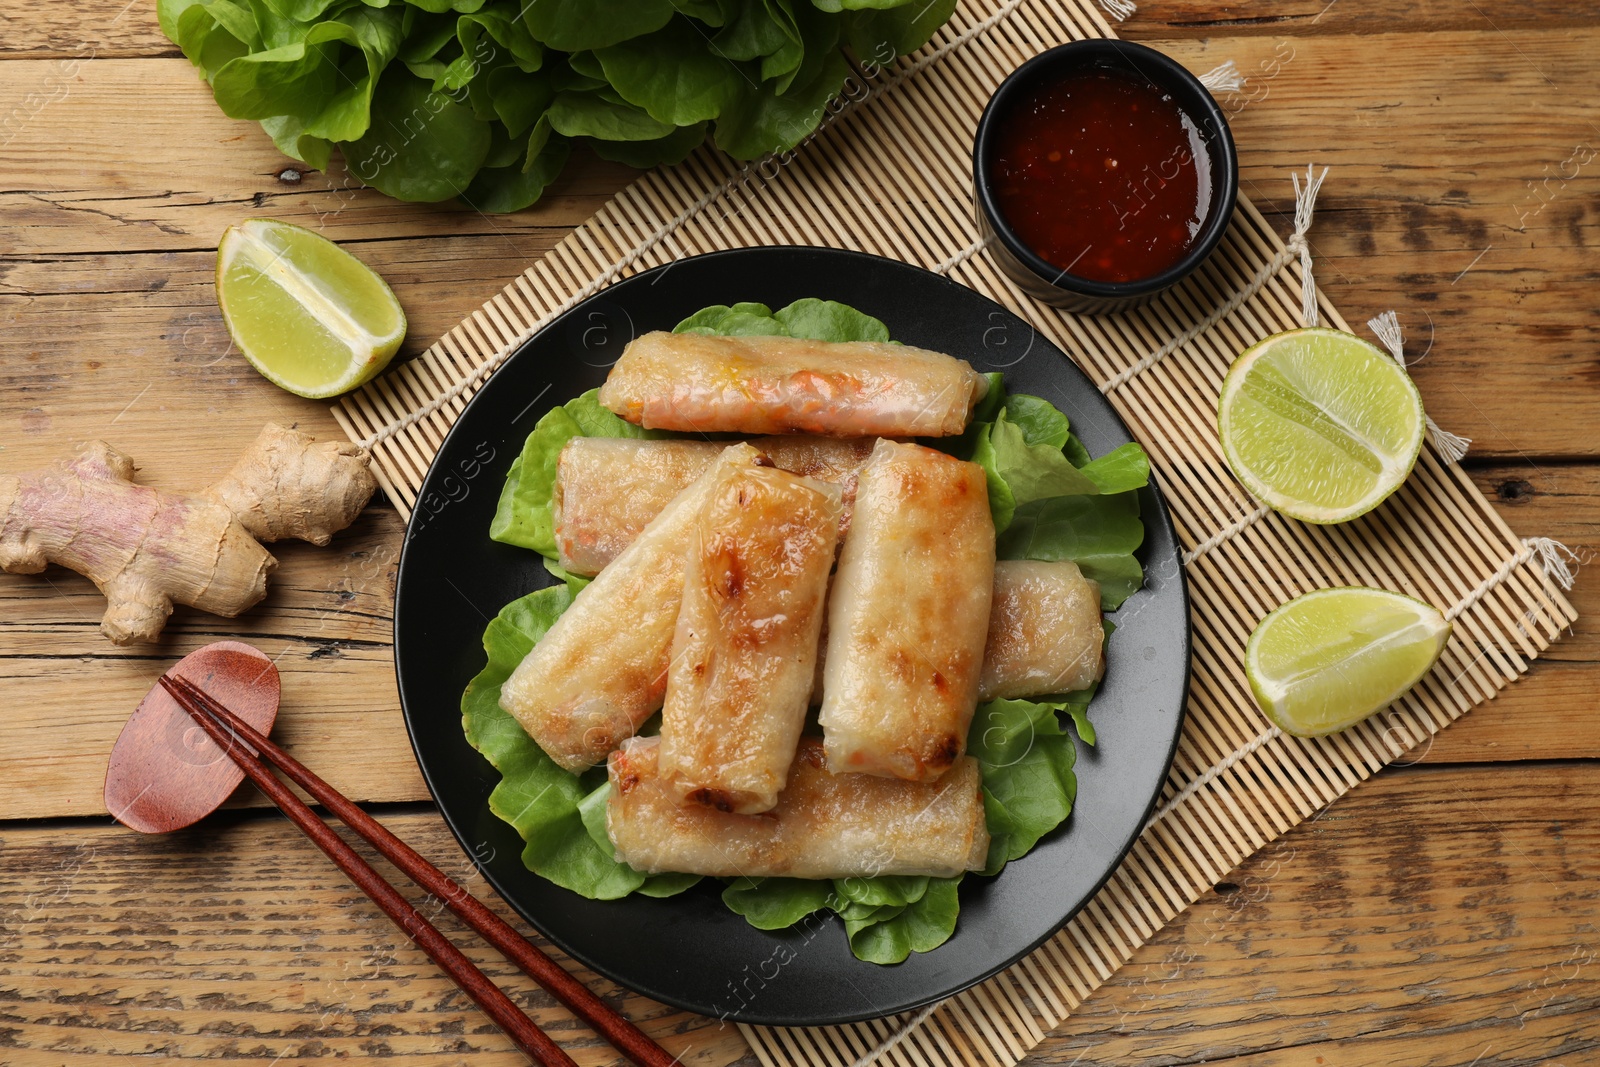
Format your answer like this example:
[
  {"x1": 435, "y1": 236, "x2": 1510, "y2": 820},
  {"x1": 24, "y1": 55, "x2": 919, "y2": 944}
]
[
  {"x1": 216, "y1": 218, "x2": 406, "y2": 399},
  {"x1": 1218, "y1": 328, "x2": 1425, "y2": 524},
  {"x1": 1246, "y1": 587, "x2": 1450, "y2": 737}
]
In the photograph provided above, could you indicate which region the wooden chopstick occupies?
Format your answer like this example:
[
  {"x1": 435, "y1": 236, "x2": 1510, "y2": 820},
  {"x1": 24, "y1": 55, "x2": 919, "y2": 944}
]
[
  {"x1": 161, "y1": 674, "x2": 677, "y2": 1067},
  {"x1": 158, "y1": 675, "x2": 676, "y2": 1067},
  {"x1": 156, "y1": 676, "x2": 574, "y2": 1067}
]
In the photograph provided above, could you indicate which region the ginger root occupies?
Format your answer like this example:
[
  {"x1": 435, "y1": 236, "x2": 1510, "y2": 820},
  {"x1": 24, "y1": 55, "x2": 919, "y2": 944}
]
[{"x1": 0, "y1": 424, "x2": 377, "y2": 644}]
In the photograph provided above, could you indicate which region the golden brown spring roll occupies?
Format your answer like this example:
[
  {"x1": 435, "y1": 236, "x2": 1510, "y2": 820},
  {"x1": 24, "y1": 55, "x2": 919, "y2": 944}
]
[
  {"x1": 658, "y1": 465, "x2": 842, "y2": 814},
  {"x1": 607, "y1": 737, "x2": 989, "y2": 879},
  {"x1": 809, "y1": 560, "x2": 1106, "y2": 703},
  {"x1": 553, "y1": 435, "x2": 874, "y2": 575},
  {"x1": 819, "y1": 440, "x2": 995, "y2": 781},
  {"x1": 500, "y1": 443, "x2": 762, "y2": 773},
  {"x1": 553, "y1": 438, "x2": 721, "y2": 576},
  {"x1": 597, "y1": 331, "x2": 988, "y2": 437},
  {"x1": 979, "y1": 561, "x2": 1104, "y2": 700}
]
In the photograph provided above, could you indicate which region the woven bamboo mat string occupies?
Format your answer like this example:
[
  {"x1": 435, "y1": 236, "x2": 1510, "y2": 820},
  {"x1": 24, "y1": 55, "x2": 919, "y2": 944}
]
[
  {"x1": 1368, "y1": 310, "x2": 1473, "y2": 462},
  {"x1": 327, "y1": 2, "x2": 1581, "y2": 1065}
]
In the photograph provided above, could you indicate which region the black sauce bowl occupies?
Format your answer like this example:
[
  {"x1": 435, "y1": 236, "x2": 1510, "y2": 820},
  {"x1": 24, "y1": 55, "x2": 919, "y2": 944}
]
[{"x1": 973, "y1": 40, "x2": 1239, "y2": 314}]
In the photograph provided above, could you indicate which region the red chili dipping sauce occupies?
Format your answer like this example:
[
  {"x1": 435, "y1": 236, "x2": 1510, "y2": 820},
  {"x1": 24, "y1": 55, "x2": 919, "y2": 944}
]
[{"x1": 989, "y1": 65, "x2": 1212, "y2": 284}]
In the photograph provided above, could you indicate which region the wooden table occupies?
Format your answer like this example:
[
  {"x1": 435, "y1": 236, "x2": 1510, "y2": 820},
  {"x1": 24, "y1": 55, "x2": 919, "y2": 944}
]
[{"x1": 3, "y1": 2, "x2": 1596, "y2": 1064}]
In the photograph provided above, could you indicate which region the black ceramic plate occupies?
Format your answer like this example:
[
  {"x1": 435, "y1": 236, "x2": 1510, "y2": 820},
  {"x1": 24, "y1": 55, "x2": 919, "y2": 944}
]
[{"x1": 394, "y1": 246, "x2": 1189, "y2": 1027}]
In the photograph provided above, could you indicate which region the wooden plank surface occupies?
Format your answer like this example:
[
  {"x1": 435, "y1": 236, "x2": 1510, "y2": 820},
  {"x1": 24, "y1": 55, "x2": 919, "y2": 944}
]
[
  {"x1": 1, "y1": 762, "x2": 1591, "y2": 1065},
  {"x1": 2, "y1": 1, "x2": 1595, "y2": 1064},
  {"x1": 5, "y1": 31, "x2": 1598, "y2": 458},
  {"x1": 1031, "y1": 760, "x2": 1600, "y2": 1066},
  {"x1": 0, "y1": 805, "x2": 751, "y2": 1067}
]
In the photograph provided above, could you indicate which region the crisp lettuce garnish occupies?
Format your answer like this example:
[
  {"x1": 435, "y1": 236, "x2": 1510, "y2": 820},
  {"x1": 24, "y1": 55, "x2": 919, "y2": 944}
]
[
  {"x1": 489, "y1": 390, "x2": 658, "y2": 553},
  {"x1": 1000, "y1": 494, "x2": 1147, "y2": 610},
  {"x1": 674, "y1": 298, "x2": 892, "y2": 342},
  {"x1": 464, "y1": 298, "x2": 1147, "y2": 964},
  {"x1": 160, "y1": 0, "x2": 955, "y2": 211},
  {"x1": 461, "y1": 564, "x2": 701, "y2": 900}
]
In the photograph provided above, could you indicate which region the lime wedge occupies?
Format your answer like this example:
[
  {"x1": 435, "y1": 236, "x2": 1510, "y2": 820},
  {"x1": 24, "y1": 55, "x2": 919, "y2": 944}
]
[
  {"x1": 1218, "y1": 328, "x2": 1425, "y2": 524},
  {"x1": 1246, "y1": 587, "x2": 1450, "y2": 737},
  {"x1": 216, "y1": 218, "x2": 406, "y2": 399}
]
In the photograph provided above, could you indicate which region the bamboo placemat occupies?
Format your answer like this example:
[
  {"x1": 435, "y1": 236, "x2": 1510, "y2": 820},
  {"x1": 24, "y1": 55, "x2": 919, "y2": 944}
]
[{"x1": 330, "y1": 2, "x2": 1578, "y2": 1064}]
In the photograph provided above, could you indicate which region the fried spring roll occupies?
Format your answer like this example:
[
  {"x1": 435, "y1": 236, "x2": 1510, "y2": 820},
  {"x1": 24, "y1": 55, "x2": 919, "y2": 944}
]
[
  {"x1": 979, "y1": 561, "x2": 1104, "y2": 700},
  {"x1": 597, "y1": 331, "x2": 989, "y2": 437},
  {"x1": 554, "y1": 435, "x2": 874, "y2": 576},
  {"x1": 554, "y1": 438, "x2": 721, "y2": 576},
  {"x1": 500, "y1": 444, "x2": 762, "y2": 773},
  {"x1": 607, "y1": 737, "x2": 989, "y2": 879},
  {"x1": 658, "y1": 466, "x2": 841, "y2": 814},
  {"x1": 809, "y1": 560, "x2": 1106, "y2": 703},
  {"x1": 820, "y1": 440, "x2": 995, "y2": 781}
]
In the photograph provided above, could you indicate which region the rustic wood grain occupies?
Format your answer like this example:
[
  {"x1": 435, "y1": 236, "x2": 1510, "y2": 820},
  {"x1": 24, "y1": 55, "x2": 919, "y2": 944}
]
[
  {"x1": 7, "y1": 0, "x2": 1600, "y2": 60},
  {"x1": 1120, "y1": 0, "x2": 1600, "y2": 38},
  {"x1": 0, "y1": 805, "x2": 752, "y2": 1067},
  {"x1": 3, "y1": 3, "x2": 1596, "y2": 1065},
  {"x1": 0, "y1": 60, "x2": 631, "y2": 257},
  {"x1": 1, "y1": 763, "x2": 1592, "y2": 1065},
  {"x1": 6, "y1": 32, "x2": 1600, "y2": 460},
  {"x1": 1030, "y1": 761, "x2": 1600, "y2": 1066},
  {"x1": 0, "y1": 236, "x2": 591, "y2": 480},
  {"x1": 0, "y1": 0, "x2": 172, "y2": 59},
  {"x1": 1423, "y1": 463, "x2": 1599, "y2": 763},
  {"x1": 1143, "y1": 29, "x2": 1600, "y2": 461},
  {"x1": 0, "y1": 508, "x2": 424, "y2": 820}
]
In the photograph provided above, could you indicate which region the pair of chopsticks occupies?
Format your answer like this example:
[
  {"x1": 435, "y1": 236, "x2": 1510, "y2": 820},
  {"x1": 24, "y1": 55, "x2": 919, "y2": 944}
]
[{"x1": 157, "y1": 675, "x2": 677, "y2": 1067}]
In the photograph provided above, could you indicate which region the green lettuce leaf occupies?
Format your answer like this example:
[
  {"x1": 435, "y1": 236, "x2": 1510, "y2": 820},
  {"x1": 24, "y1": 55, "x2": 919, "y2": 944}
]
[
  {"x1": 671, "y1": 298, "x2": 890, "y2": 341},
  {"x1": 768, "y1": 0, "x2": 836, "y2": 94},
  {"x1": 462, "y1": 586, "x2": 651, "y2": 898},
  {"x1": 712, "y1": 46, "x2": 850, "y2": 160},
  {"x1": 1078, "y1": 441, "x2": 1151, "y2": 495},
  {"x1": 832, "y1": 874, "x2": 929, "y2": 908},
  {"x1": 520, "y1": 0, "x2": 675, "y2": 52},
  {"x1": 463, "y1": 128, "x2": 570, "y2": 213},
  {"x1": 840, "y1": 877, "x2": 962, "y2": 965},
  {"x1": 673, "y1": 301, "x2": 786, "y2": 336},
  {"x1": 594, "y1": 18, "x2": 744, "y2": 126},
  {"x1": 959, "y1": 391, "x2": 1150, "y2": 609},
  {"x1": 844, "y1": 0, "x2": 957, "y2": 63},
  {"x1": 723, "y1": 872, "x2": 963, "y2": 964},
  {"x1": 969, "y1": 697, "x2": 1082, "y2": 876},
  {"x1": 1003, "y1": 392, "x2": 1070, "y2": 449},
  {"x1": 487, "y1": 68, "x2": 553, "y2": 136},
  {"x1": 974, "y1": 408, "x2": 1099, "y2": 531},
  {"x1": 546, "y1": 90, "x2": 677, "y2": 140},
  {"x1": 210, "y1": 7, "x2": 406, "y2": 143},
  {"x1": 457, "y1": 4, "x2": 544, "y2": 74},
  {"x1": 340, "y1": 66, "x2": 491, "y2": 201},
  {"x1": 722, "y1": 877, "x2": 834, "y2": 929},
  {"x1": 711, "y1": 2, "x2": 797, "y2": 65},
  {"x1": 968, "y1": 397, "x2": 1153, "y2": 534},
  {"x1": 578, "y1": 782, "x2": 700, "y2": 897},
  {"x1": 998, "y1": 492, "x2": 1146, "y2": 610},
  {"x1": 588, "y1": 121, "x2": 708, "y2": 169},
  {"x1": 162, "y1": 0, "x2": 960, "y2": 210},
  {"x1": 259, "y1": 113, "x2": 333, "y2": 169},
  {"x1": 774, "y1": 297, "x2": 891, "y2": 341},
  {"x1": 489, "y1": 387, "x2": 658, "y2": 554}
]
